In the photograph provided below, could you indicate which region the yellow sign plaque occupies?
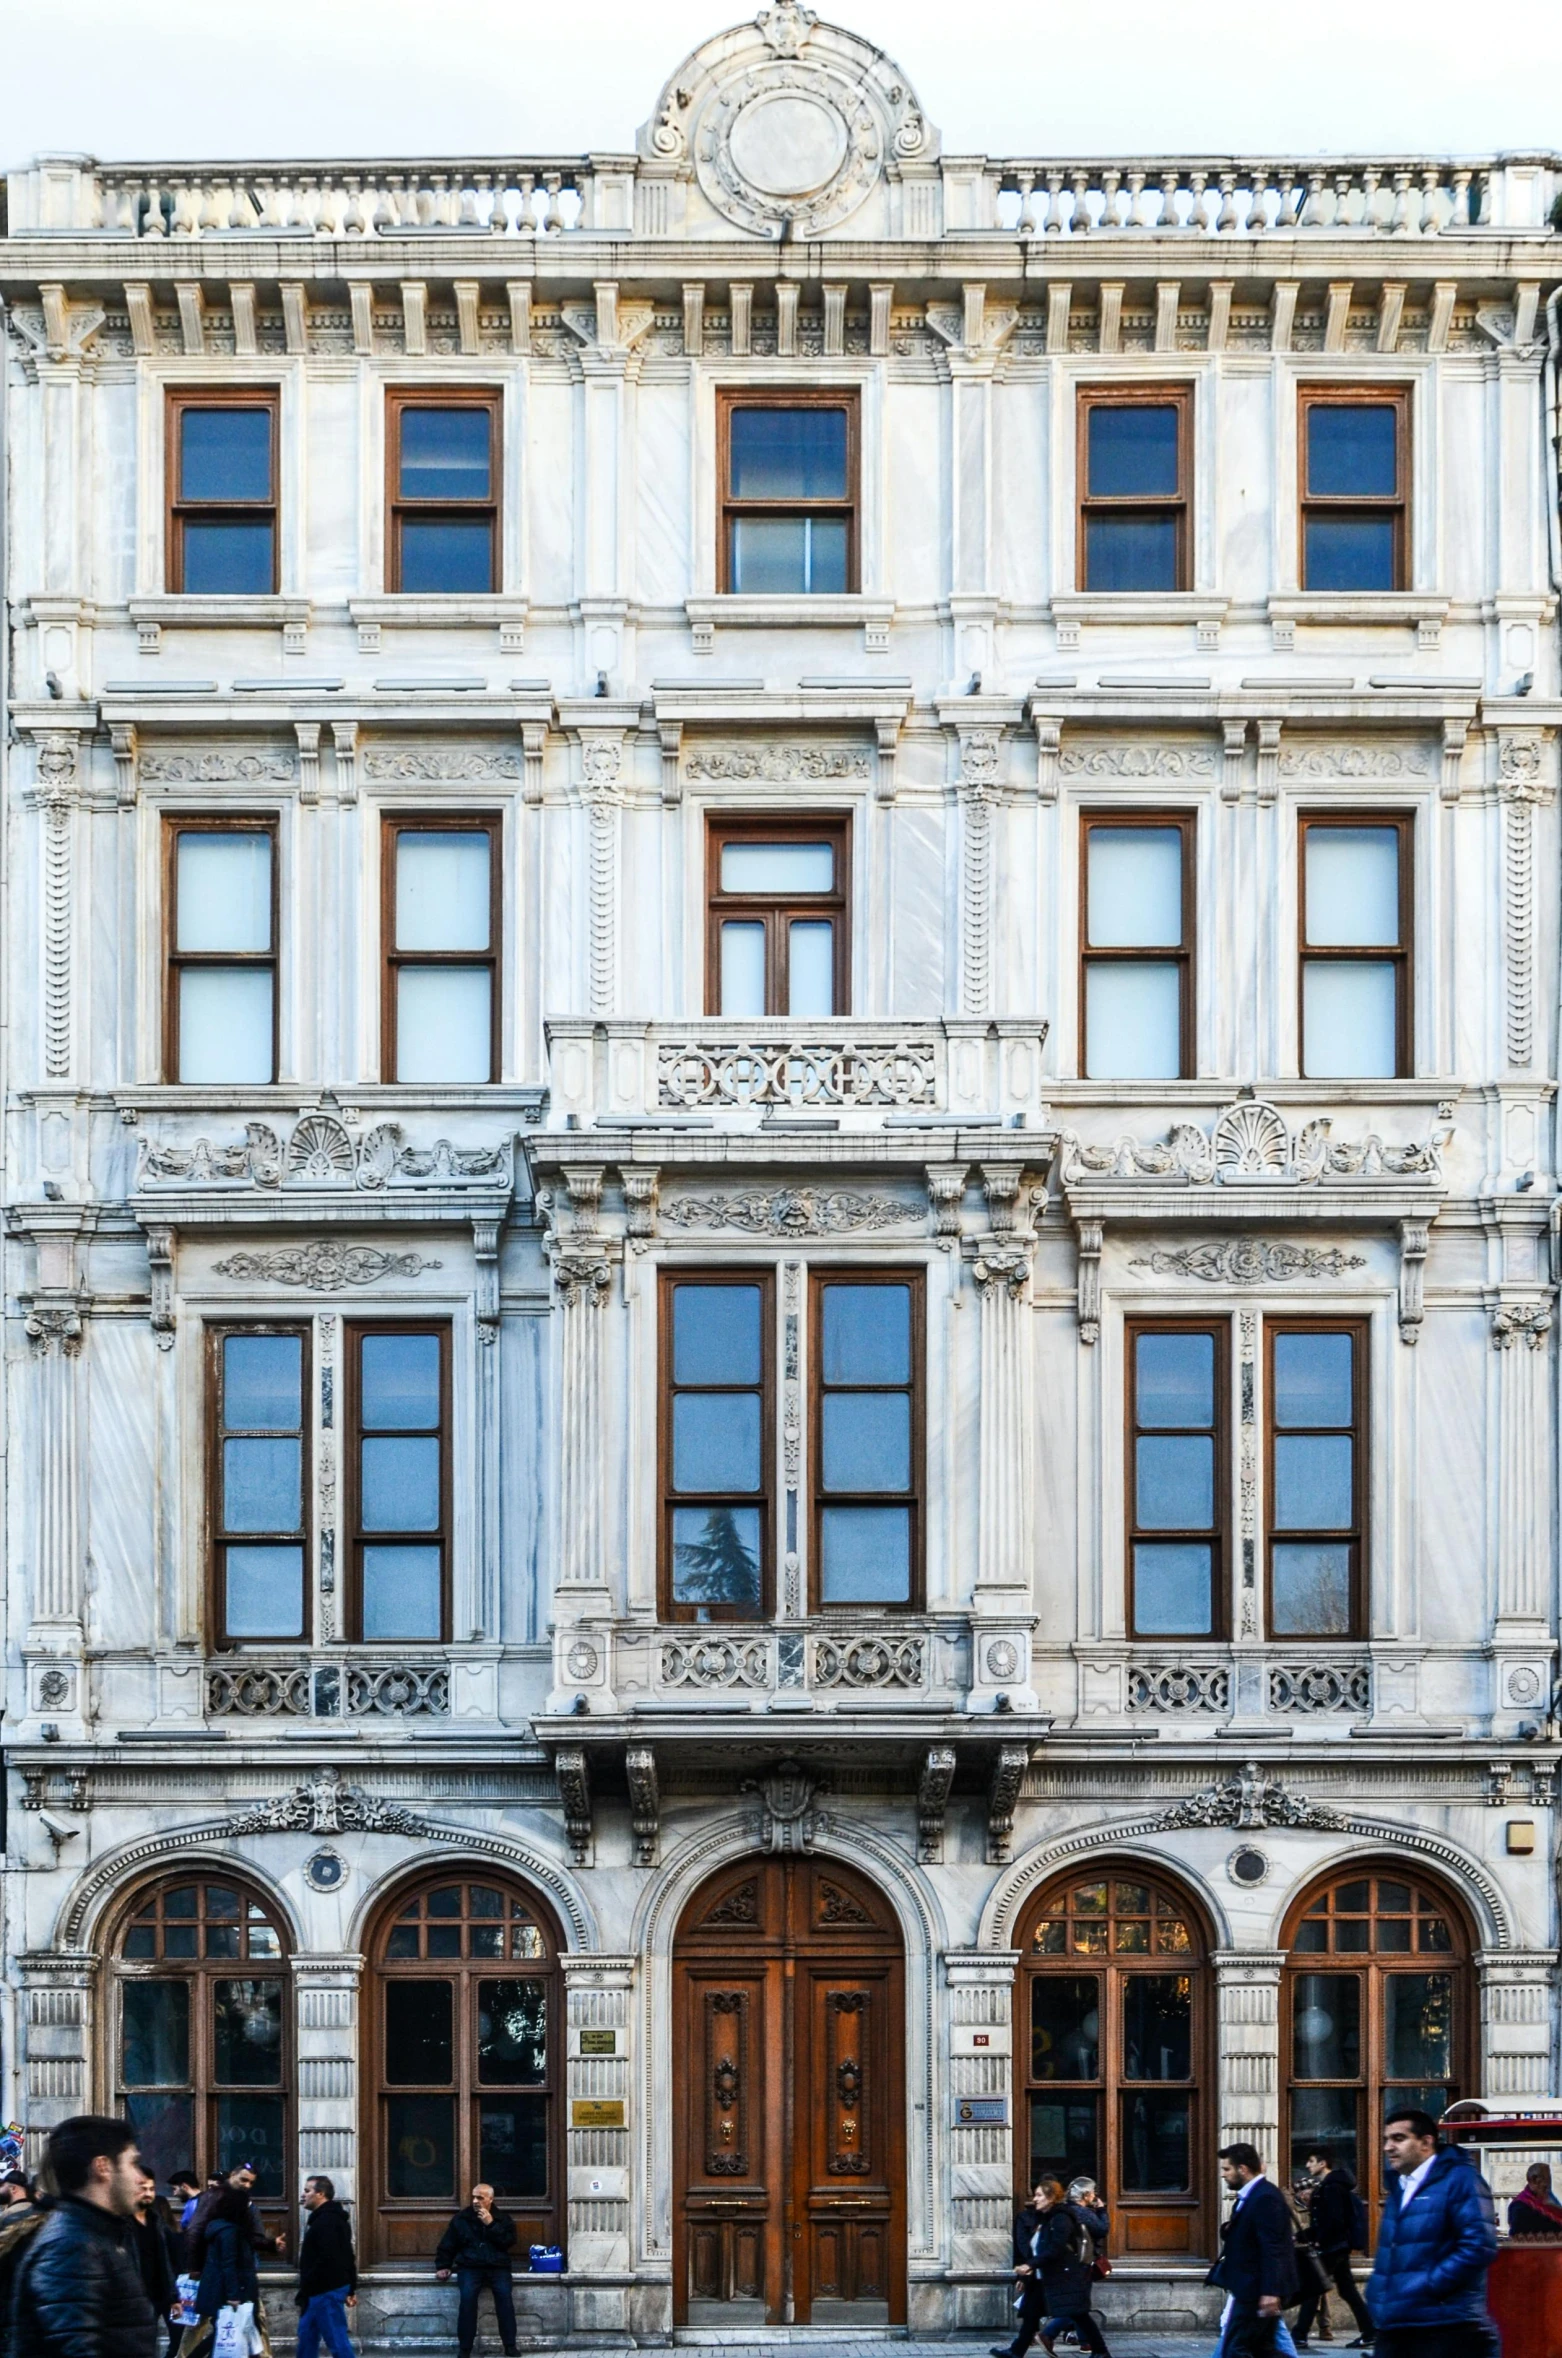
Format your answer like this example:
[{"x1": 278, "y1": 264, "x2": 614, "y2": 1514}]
[{"x1": 571, "y1": 2098, "x2": 626, "y2": 2129}]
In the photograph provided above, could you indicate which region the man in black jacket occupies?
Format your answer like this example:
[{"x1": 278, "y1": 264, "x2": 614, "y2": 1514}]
[
  {"x1": 1208, "y1": 2143, "x2": 1301, "y2": 2357},
  {"x1": 1295, "y1": 2147, "x2": 1373, "y2": 2348},
  {"x1": 9, "y1": 2114, "x2": 158, "y2": 2358},
  {"x1": 296, "y1": 2175, "x2": 358, "y2": 2358},
  {"x1": 435, "y1": 2183, "x2": 519, "y2": 2358}
]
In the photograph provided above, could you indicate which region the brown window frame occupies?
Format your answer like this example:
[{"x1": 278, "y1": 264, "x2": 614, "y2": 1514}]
[
  {"x1": 207, "y1": 1320, "x2": 312, "y2": 1650},
  {"x1": 380, "y1": 812, "x2": 502, "y2": 1084},
  {"x1": 1297, "y1": 810, "x2": 1414, "y2": 1079},
  {"x1": 1298, "y1": 383, "x2": 1410, "y2": 593},
  {"x1": 344, "y1": 1320, "x2": 453, "y2": 1645},
  {"x1": 1078, "y1": 808, "x2": 1196, "y2": 1079},
  {"x1": 716, "y1": 387, "x2": 860, "y2": 596},
  {"x1": 1264, "y1": 1316, "x2": 1368, "y2": 1642},
  {"x1": 809, "y1": 1266, "x2": 925, "y2": 1616},
  {"x1": 384, "y1": 385, "x2": 503, "y2": 595},
  {"x1": 165, "y1": 384, "x2": 280, "y2": 594},
  {"x1": 658, "y1": 1268, "x2": 775, "y2": 1625},
  {"x1": 1125, "y1": 1318, "x2": 1230, "y2": 1643},
  {"x1": 164, "y1": 814, "x2": 280, "y2": 1085},
  {"x1": 704, "y1": 811, "x2": 852, "y2": 1018},
  {"x1": 1076, "y1": 383, "x2": 1193, "y2": 593}
]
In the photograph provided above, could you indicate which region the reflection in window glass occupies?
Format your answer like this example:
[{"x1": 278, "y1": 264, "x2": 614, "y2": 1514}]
[
  {"x1": 818, "y1": 1280, "x2": 915, "y2": 1606},
  {"x1": 1293, "y1": 1973, "x2": 1361, "y2": 2080},
  {"x1": 1032, "y1": 1976, "x2": 1100, "y2": 2082}
]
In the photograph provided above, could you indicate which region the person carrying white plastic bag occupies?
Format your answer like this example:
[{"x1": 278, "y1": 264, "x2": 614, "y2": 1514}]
[{"x1": 213, "y1": 2302, "x2": 265, "y2": 2358}]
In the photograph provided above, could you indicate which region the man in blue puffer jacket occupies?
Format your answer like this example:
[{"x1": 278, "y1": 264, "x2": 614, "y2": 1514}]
[{"x1": 1366, "y1": 2107, "x2": 1498, "y2": 2358}]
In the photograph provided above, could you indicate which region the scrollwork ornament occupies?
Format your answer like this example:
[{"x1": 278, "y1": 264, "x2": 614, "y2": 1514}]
[
  {"x1": 553, "y1": 1253, "x2": 612, "y2": 1306},
  {"x1": 973, "y1": 1245, "x2": 1032, "y2": 1298}
]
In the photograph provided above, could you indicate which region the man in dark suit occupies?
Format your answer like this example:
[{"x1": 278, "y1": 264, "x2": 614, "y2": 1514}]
[{"x1": 1207, "y1": 2142, "x2": 1301, "y2": 2357}]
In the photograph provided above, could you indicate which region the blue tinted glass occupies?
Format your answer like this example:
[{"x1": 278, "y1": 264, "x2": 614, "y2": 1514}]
[
  {"x1": 1304, "y1": 515, "x2": 1395, "y2": 592},
  {"x1": 362, "y1": 1545, "x2": 442, "y2": 1638},
  {"x1": 224, "y1": 1334, "x2": 300, "y2": 1431},
  {"x1": 730, "y1": 407, "x2": 847, "y2": 499},
  {"x1": 181, "y1": 521, "x2": 274, "y2": 593},
  {"x1": 1135, "y1": 1436, "x2": 1214, "y2": 1530},
  {"x1": 362, "y1": 1435, "x2": 441, "y2": 1531},
  {"x1": 822, "y1": 1285, "x2": 910, "y2": 1386},
  {"x1": 1085, "y1": 514, "x2": 1178, "y2": 592},
  {"x1": 1274, "y1": 1436, "x2": 1353, "y2": 1530},
  {"x1": 671, "y1": 1506, "x2": 762, "y2": 1609},
  {"x1": 223, "y1": 1438, "x2": 300, "y2": 1532},
  {"x1": 672, "y1": 1394, "x2": 762, "y2": 1493},
  {"x1": 181, "y1": 407, "x2": 272, "y2": 501},
  {"x1": 1088, "y1": 404, "x2": 1179, "y2": 496},
  {"x1": 1133, "y1": 1543, "x2": 1213, "y2": 1634},
  {"x1": 400, "y1": 407, "x2": 491, "y2": 499},
  {"x1": 1308, "y1": 404, "x2": 1397, "y2": 497},
  {"x1": 822, "y1": 1394, "x2": 911, "y2": 1493},
  {"x1": 729, "y1": 515, "x2": 848, "y2": 594},
  {"x1": 399, "y1": 519, "x2": 494, "y2": 594},
  {"x1": 672, "y1": 1285, "x2": 761, "y2": 1386},
  {"x1": 1272, "y1": 1542, "x2": 1352, "y2": 1636},
  {"x1": 224, "y1": 1546, "x2": 304, "y2": 1638},
  {"x1": 819, "y1": 1505, "x2": 911, "y2": 1603},
  {"x1": 360, "y1": 1333, "x2": 441, "y2": 1429},
  {"x1": 1273, "y1": 1331, "x2": 1352, "y2": 1427},
  {"x1": 1136, "y1": 1332, "x2": 1214, "y2": 1429}
]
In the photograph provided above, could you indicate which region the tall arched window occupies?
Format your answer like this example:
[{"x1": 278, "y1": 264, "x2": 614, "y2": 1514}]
[
  {"x1": 111, "y1": 1873, "x2": 292, "y2": 2244},
  {"x1": 368, "y1": 1872, "x2": 564, "y2": 2263},
  {"x1": 1017, "y1": 1868, "x2": 1211, "y2": 2259},
  {"x1": 1283, "y1": 1866, "x2": 1473, "y2": 2235}
]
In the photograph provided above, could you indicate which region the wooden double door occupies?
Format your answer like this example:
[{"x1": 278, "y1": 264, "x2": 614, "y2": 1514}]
[{"x1": 673, "y1": 1855, "x2": 905, "y2": 2326}]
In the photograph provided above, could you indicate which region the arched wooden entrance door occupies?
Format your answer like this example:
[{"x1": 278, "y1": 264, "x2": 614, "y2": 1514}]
[{"x1": 673, "y1": 1855, "x2": 906, "y2": 2326}]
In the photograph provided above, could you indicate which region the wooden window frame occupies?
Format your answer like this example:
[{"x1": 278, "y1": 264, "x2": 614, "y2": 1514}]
[
  {"x1": 1078, "y1": 808, "x2": 1196, "y2": 1078},
  {"x1": 1298, "y1": 383, "x2": 1410, "y2": 593},
  {"x1": 165, "y1": 385, "x2": 280, "y2": 594},
  {"x1": 380, "y1": 812, "x2": 502, "y2": 1084},
  {"x1": 1076, "y1": 383, "x2": 1193, "y2": 593},
  {"x1": 207, "y1": 1320, "x2": 312, "y2": 1650},
  {"x1": 1297, "y1": 810, "x2": 1414, "y2": 1078},
  {"x1": 344, "y1": 1320, "x2": 453, "y2": 1645},
  {"x1": 658, "y1": 1268, "x2": 776, "y2": 1624},
  {"x1": 716, "y1": 387, "x2": 860, "y2": 596},
  {"x1": 1125, "y1": 1318, "x2": 1230, "y2": 1643},
  {"x1": 163, "y1": 814, "x2": 280, "y2": 1085},
  {"x1": 809, "y1": 1266, "x2": 925, "y2": 1616},
  {"x1": 1264, "y1": 1316, "x2": 1368, "y2": 1641},
  {"x1": 704, "y1": 811, "x2": 852, "y2": 1017},
  {"x1": 384, "y1": 385, "x2": 503, "y2": 595}
]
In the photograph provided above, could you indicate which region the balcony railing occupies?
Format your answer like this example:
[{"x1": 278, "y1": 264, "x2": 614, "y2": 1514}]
[{"x1": 206, "y1": 1658, "x2": 449, "y2": 1718}]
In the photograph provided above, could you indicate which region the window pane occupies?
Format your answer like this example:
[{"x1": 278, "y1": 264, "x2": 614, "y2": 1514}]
[
  {"x1": 122, "y1": 1982, "x2": 189, "y2": 2087},
  {"x1": 1121, "y1": 2091, "x2": 1190, "y2": 2190},
  {"x1": 671, "y1": 1506, "x2": 762, "y2": 1610},
  {"x1": 215, "y1": 2096, "x2": 284, "y2": 2198},
  {"x1": 1133, "y1": 1543, "x2": 1213, "y2": 1635},
  {"x1": 672, "y1": 1285, "x2": 761, "y2": 1387},
  {"x1": 730, "y1": 407, "x2": 848, "y2": 499},
  {"x1": 1290, "y1": 2087, "x2": 1359, "y2": 2184},
  {"x1": 479, "y1": 2097, "x2": 548, "y2": 2200},
  {"x1": 223, "y1": 1438, "x2": 300, "y2": 1534},
  {"x1": 1084, "y1": 962, "x2": 1182, "y2": 1080},
  {"x1": 1088, "y1": 404, "x2": 1180, "y2": 496},
  {"x1": 180, "y1": 520, "x2": 274, "y2": 595},
  {"x1": 1087, "y1": 828, "x2": 1183, "y2": 949},
  {"x1": 1137, "y1": 1331, "x2": 1214, "y2": 1428},
  {"x1": 1274, "y1": 1331, "x2": 1354, "y2": 1427},
  {"x1": 224, "y1": 1546, "x2": 304, "y2": 1639},
  {"x1": 1032, "y1": 1976, "x2": 1100, "y2": 2080},
  {"x1": 477, "y1": 1980, "x2": 546, "y2": 2084},
  {"x1": 1304, "y1": 514, "x2": 1396, "y2": 593},
  {"x1": 224, "y1": 1335, "x2": 300, "y2": 1432},
  {"x1": 213, "y1": 1982, "x2": 282, "y2": 2085},
  {"x1": 1293, "y1": 1973, "x2": 1361, "y2": 2078},
  {"x1": 730, "y1": 515, "x2": 807, "y2": 594},
  {"x1": 1305, "y1": 828, "x2": 1401, "y2": 946},
  {"x1": 123, "y1": 2094, "x2": 194, "y2": 2192},
  {"x1": 1136, "y1": 1435, "x2": 1214, "y2": 1530},
  {"x1": 1085, "y1": 513, "x2": 1178, "y2": 593},
  {"x1": 1308, "y1": 403, "x2": 1398, "y2": 497},
  {"x1": 395, "y1": 967, "x2": 491, "y2": 1083},
  {"x1": 387, "y1": 2095, "x2": 456, "y2": 2198},
  {"x1": 822, "y1": 1394, "x2": 911, "y2": 1493},
  {"x1": 1385, "y1": 1976, "x2": 1453, "y2": 2080},
  {"x1": 1123, "y1": 1977, "x2": 1193, "y2": 2080},
  {"x1": 396, "y1": 833, "x2": 491, "y2": 952},
  {"x1": 672, "y1": 1393, "x2": 762, "y2": 1493},
  {"x1": 721, "y1": 842, "x2": 834, "y2": 893},
  {"x1": 719, "y1": 921, "x2": 767, "y2": 1017},
  {"x1": 399, "y1": 406, "x2": 491, "y2": 500},
  {"x1": 177, "y1": 833, "x2": 272, "y2": 952},
  {"x1": 361, "y1": 1334, "x2": 441, "y2": 1428},
  {"x1": 178, "y1": 968, "x2": 273, "y2": 1084},
  {"x1": 362, "y1": 1546, "x2": 442, "y2": 1639},
  {"x1": 1271, "y1": 1543, "x2": 1352, "y2": 1637},
  {"x1": 819, "y1": 1504, "x2": 911, "y2": 1603},
  {"x1": 822, "y1": 1285, "x2": 910, "y2": 1386},
  {"x1": 362, "y1": 1435, "x2": 441, "y2": 1531},
  {"x1": 1274, "y1": 1434, "x2": 1353, "y2": 1530},
  {"x1": 1030, "y1": 2097, "x2": 1098, "y2": 2188},
  {"x1": 788, "y1": 921, "x2": 835, "y2": 1018},
  {"x1": 800, "y1": 517, "x2": 848, "y2": 593},
  {"x1": 181, "y1": 407, "x2": 272, "y2": 501},
  {"x1": 385, "y1": 1979, "x2": 453, "y2": 2084},
  {"x1": 399, "y1": 519, "x2": 494, "y2": 595},
  {"x1": 1302, "y1": 961, "x2": 1398, "y2": 1077}
]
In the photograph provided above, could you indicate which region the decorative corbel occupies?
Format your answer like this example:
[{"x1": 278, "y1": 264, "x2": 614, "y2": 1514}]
[
  {"x1": 295, "y1": 722, "x2": 321, "y2": 806},
  {"x1": 1033, "y1": 713, "x2": 1061, "y2": 804},
  {"x1": 1398, "y1": 1219, "x2": 1430, "y2": 1345},
  {"x1": 1256, "y1": 720, "x2": 1282, "y2": 803},
  {"x1": 1075, "y1": 1219, "x2": 1104, "y2": 1345},
  {"x1": 1221, "y1": 719, "x2": 1247, "y2": 805},
  {"x1": 986, "y1": 1743, "x2": 1029, "y2": 1865},
  {"x1": 682, "y1": 283, "x2": 705, "y2": 358},
  {"x1": 561, "y1": 1166, "x2": 606, "y2": 1236},
  {"x1": 331, "y1": 722, "x2": 358, "y2": 804},
  {"x1": 917, "y1": 1746, "x2": 957, "y2": 1864},
  {"x1": 521, "y1": 722, "x2": 547, "y2": 808},
  {"x1": 109, "y1": 724, "x2": 138, "y2": 809},
  {"x1": 625, "y1": 1744, "x2": 660, "y2": 1868},
  {"x1": 145, "y1": 1224, "x2": 176, "y2": 1350},
  {"x1": 980, "y1": 1163, "x2": 1025, "y2": 1233},
  {"x1": 622, "y1": 1168, "x2": 660, "y2": 1251},
  {"x1": 926, "y1": 1164, "x2": 967, "y2": 1251},
  {"x1": 473, "y1": 1219, "x2": 501, "y2": 1344},
  {"x1": 658, "y1": 720, "x2": 683, "y2": 808},
  {"x1": 1440, "y1": 719, "x2": 1468, "y2": 806},
  {"x1": 874, "y1": 716, "x2": 900, "y2": 804},
  {"x1": 554, "y1": 1747, "x2": 593, "y2": 1866}
]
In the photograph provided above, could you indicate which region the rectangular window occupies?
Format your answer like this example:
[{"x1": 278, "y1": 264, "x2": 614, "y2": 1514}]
[
  {"x1": 660, "y1": 1272, "x2": 773, "y2": 1622},
  {"x1": 1299, "y1": 815, "x2": 1411, "y2": 1078},
  {"x1": 1080, "y1": 813, "x2": 1193, "y2": 1079},
  {"x1": 1127, "y1": 1322, "x2": 1227, "y2": 1639},
  {"x1": 718, "y1": 392, "x2": 858, "y2": 595},
  {"x1": 382, "y1": 817, "x2": 499, "y2": 1083},
  {"x1": 812, "y1": 1270, "x2": 922, "y2": 1610},
  {"x1": 1077, "y1": 387, "x2": 1191, "y2": 592},
  {"x1": 346, "y1": 1324, "x2": 450, "y2": 1642},
  {"x1": 166, "y1": 821, "x2": 277, "y2": 1084},
  {"x1": 386, "y1": 390, "x2": 501, "y2": 594},
  {"x1": 1266, "y1": 1321, "x2": 1365, "y2": 1639},
  {"x1": 1299, "y1": 387, "x2": 1409, "y2": 592},
  {"x1": 166, "y1": 389, "x2": 279, "y2": 594},
  {"x1": 705, "y1": 815, "x2": 850, "y2": 1017},
  {"x1": 211, "y1": 1326, "x2": 308, "y2": 1644}
]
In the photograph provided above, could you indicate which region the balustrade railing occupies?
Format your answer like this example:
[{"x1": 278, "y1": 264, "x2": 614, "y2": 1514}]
[
  {"x1": 206, "y1": 1658, "x2": 449, "y2": 1718},
  {"x1": 990, "y1": 158, "x2": 1485, "y2": 238},
  {"x1": 88, "y1": 161, "x2": 606, "y2": 239}
]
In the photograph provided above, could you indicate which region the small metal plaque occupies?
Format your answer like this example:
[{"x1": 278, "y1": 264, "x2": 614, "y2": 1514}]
[
  {"x1": 579, "y1": 2029, "x2": 617, "y2": 2055},
  {"x1": 571, "y1": 2099, "x2": 626, "y2": 2129},
  {"x1": 955, "y1": 2096, "x2": 1008, "y2": 2126}
]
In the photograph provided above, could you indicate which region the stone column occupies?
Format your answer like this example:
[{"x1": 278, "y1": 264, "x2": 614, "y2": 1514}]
[
  {"x1": 1475, "y1": 1949, "x2": 1560, "y2": 2202},
  {"x1": 561, "y1": 1954, "x2": 636, "y2": 2335},
  {"x1": 549, "y1": 1168, "x2": 617, "y2": 1708},
  {"x1": 968, "y1": 1164, "x2": 1040, "y2": 1708},
  {"x1": 24, "y1": 1216, "x2": 89, "y2": 1658},
  {"x1": 17, "y1": 1950, "x2": 96, "y2": 2161},
  {"x1": 294, "y1": 1954, "x2": 362, "y2": 2204},
  {"x1": 944, "y1": 1949, "x2": 1019, "y2": 2333},
  {"x1": 1490, "y1": 1289, "x2": 1555, "y2": 1733},
  {"x1": 1212, "y1": 1950, "x2": 1283, "y2": 2172}
]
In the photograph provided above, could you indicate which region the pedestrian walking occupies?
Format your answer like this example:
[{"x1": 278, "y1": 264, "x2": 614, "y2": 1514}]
[
  {"x1": 168, "y1": 2177, "x2": 202, "y2": 2236},
  {"x1": 1207, "y1": 2142, "x2": 1301, "y2": 2357},
  {"x1": 434, "y1": 2183, "x2": 519, "y2": 2358},
  {"x1": 8, "y1": 2113, "x2": 159, "y2": 2358},
  {"x1": 990, "y1": 2176, "x2": 1113, "y2": 2358},
  {"x1": 1364, "y1": 2108, "x2": 1497, "y2": 2358},
  {"x1": 294, "y1": 2176, "x2": 357, "y2": 2358},
  {"x1": 0, "y1": 2167, "x2": 49, "y2": 2358},
  {"x1": 1293, "y1": 2148, "x2": 1372, "y2": 2349},
  {"x1": 1507, "y1": 2160, "x2": 1562, "y2": 2236},
  {"x1": 182, "y1": 2182, "x2": 263, "y2": 2356},
  {"x1": 132, "y1": 2171, "x2": 180, "y2": 2354}
]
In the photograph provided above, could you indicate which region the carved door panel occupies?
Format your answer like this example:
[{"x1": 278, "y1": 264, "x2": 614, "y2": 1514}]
[
  {"x1": 795, "y1": 1968, "x2": 895, "y2": 2319},
  {"x1": 678, "y1": 1966, "x2": 779, "y2": 2320}
]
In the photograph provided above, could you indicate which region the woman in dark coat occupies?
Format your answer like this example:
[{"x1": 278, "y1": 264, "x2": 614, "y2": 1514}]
[
  {"x1": 190, "y1": 2184, "x2": 260, "y2": 2344},
  {"x1": 991, "y1": 2178, "x2": 1113, "y2": 2358}
]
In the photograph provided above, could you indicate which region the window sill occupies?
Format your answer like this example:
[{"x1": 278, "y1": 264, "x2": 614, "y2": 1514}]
[
  {"x1": 128, "y1": 595, "x2": 311, "y2": 656},
  {"x1": 348, "y1": 594, "x2": 528, "y2": 655},
  {"x1": 1050, "y1": 592, "x2": 1230, "y2": 652},
  {"x1": 685, "y1": 594, "x2": 894, "y2": 654},
  {"x1": 1267, "y1": 592, "x2": 1450, "y2": 650}
]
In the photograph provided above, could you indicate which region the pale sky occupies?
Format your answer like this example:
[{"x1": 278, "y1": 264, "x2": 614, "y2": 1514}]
[{"x1": 2, "y1": 0, "x2": 1559, "y2": 169}]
